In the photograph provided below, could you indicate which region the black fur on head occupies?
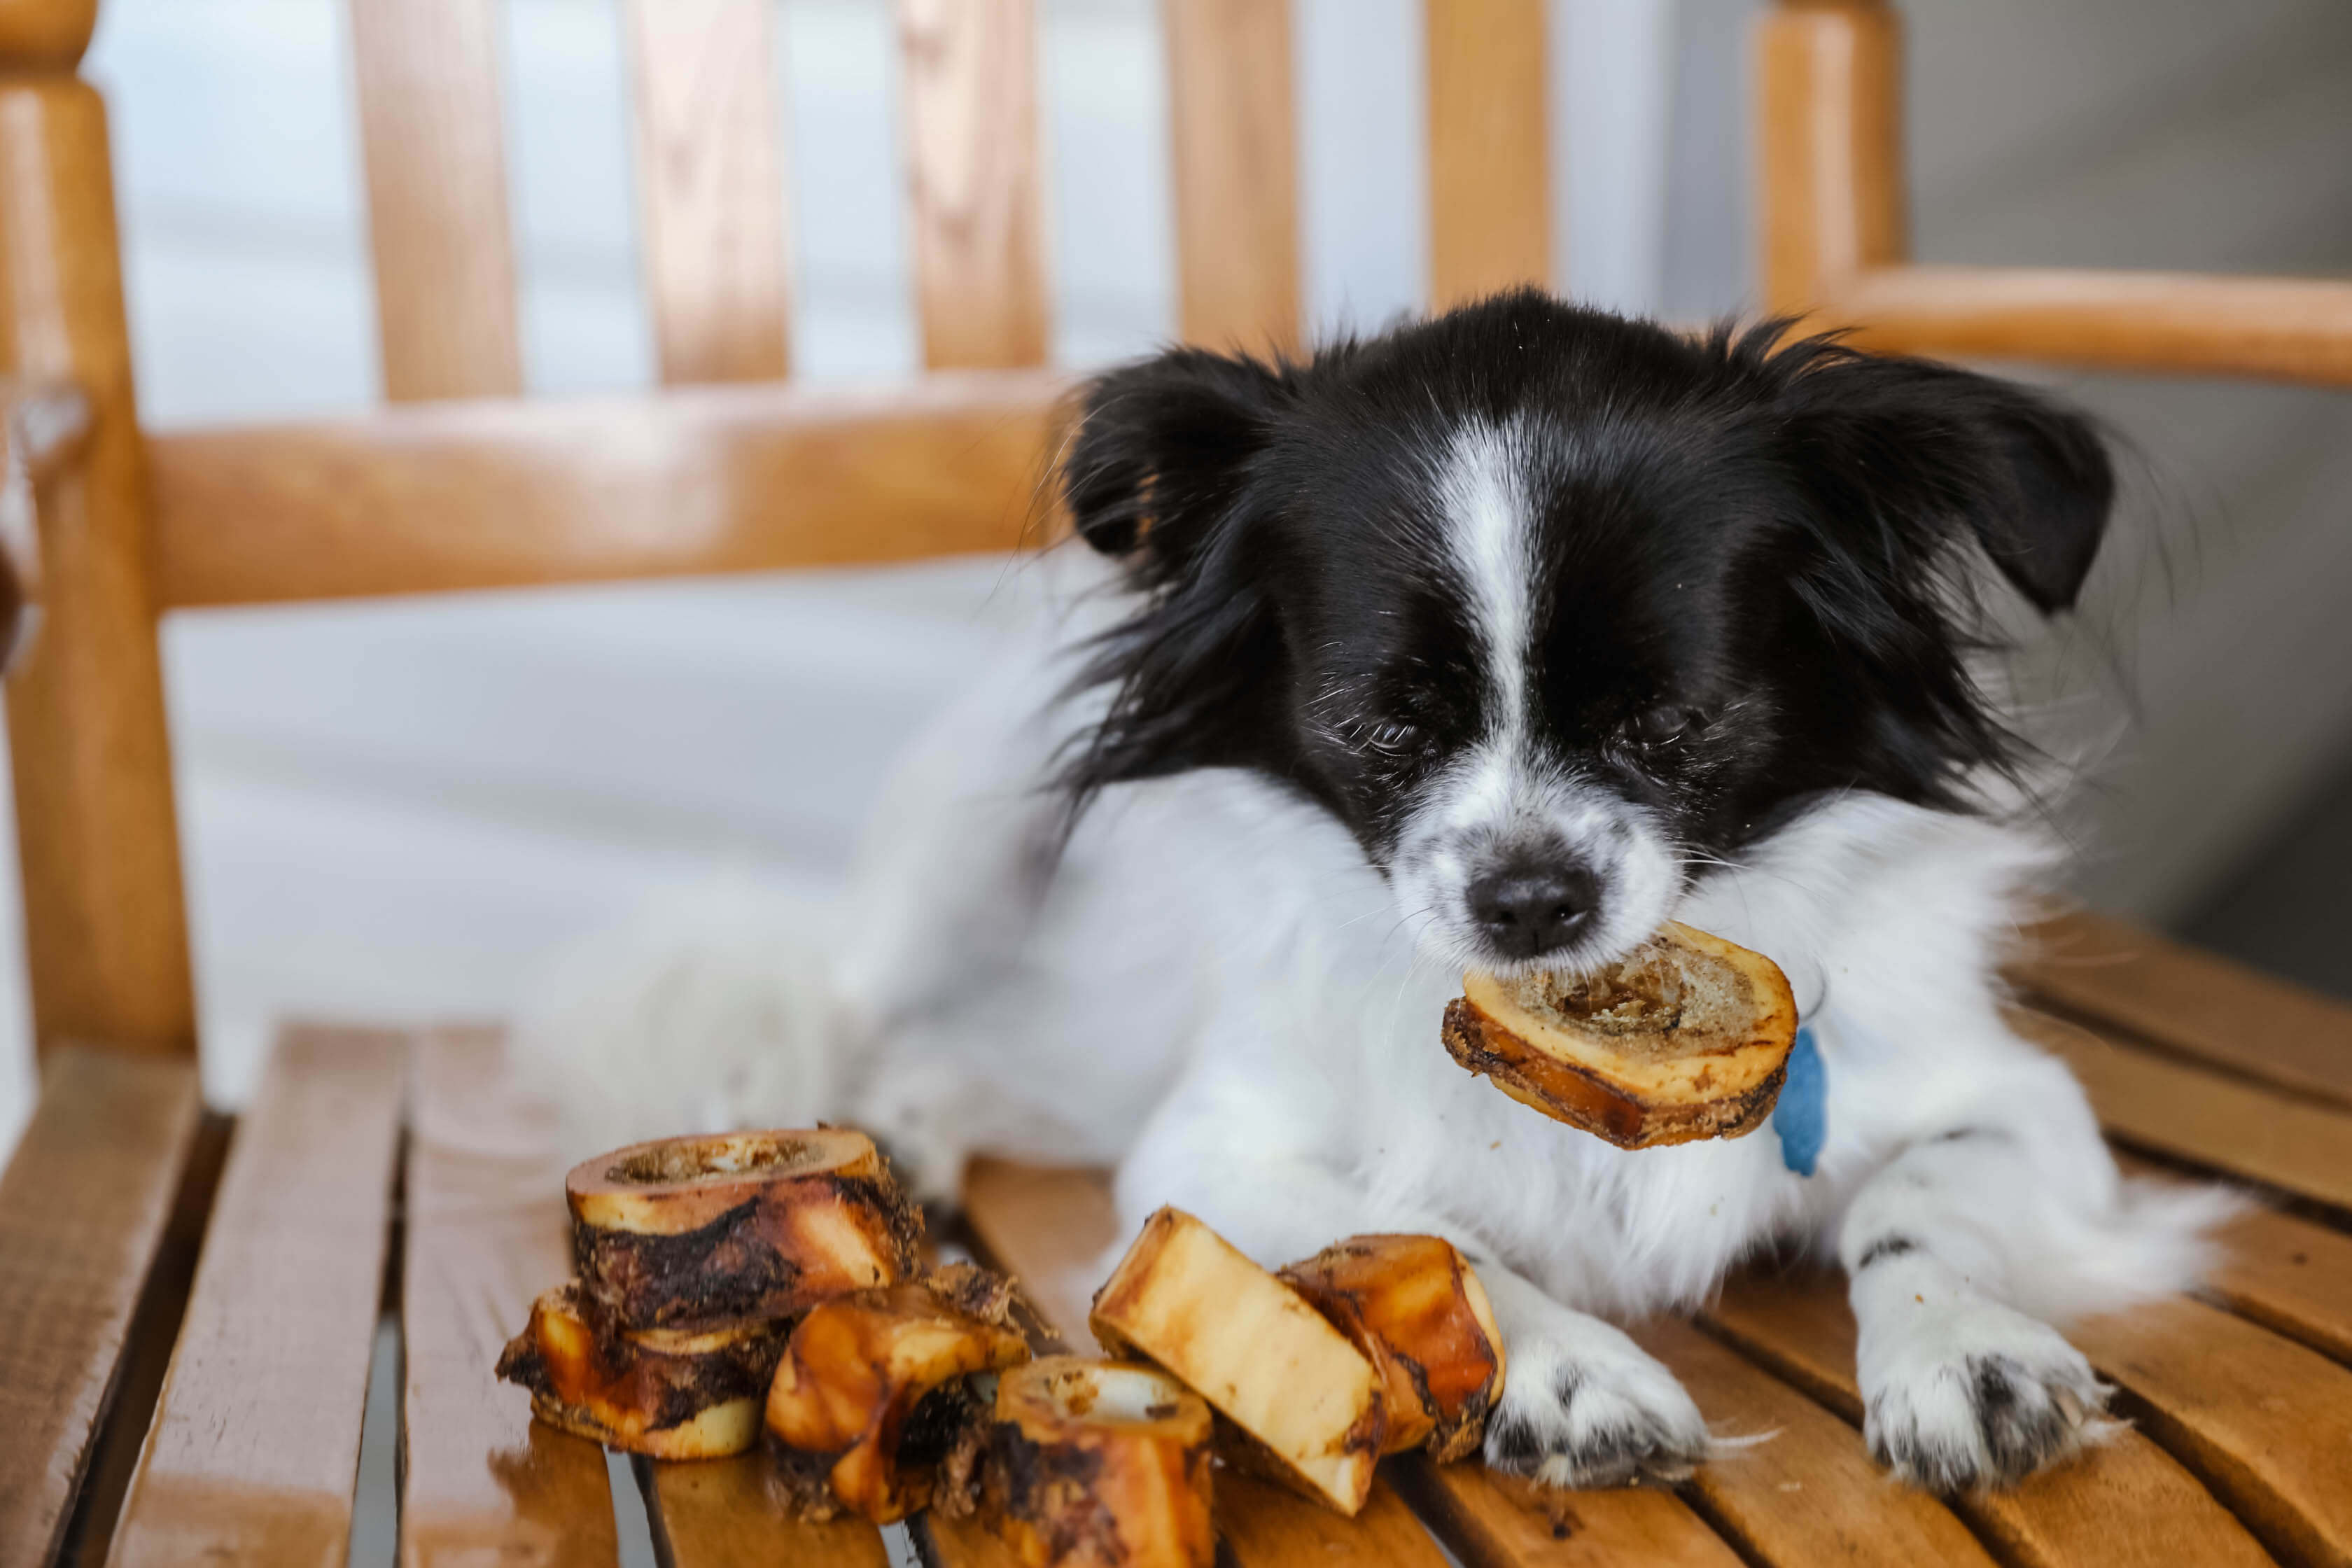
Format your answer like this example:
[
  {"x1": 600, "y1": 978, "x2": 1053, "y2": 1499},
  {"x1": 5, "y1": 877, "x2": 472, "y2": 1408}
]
[{"x1": 1051, "y1": 291, "x2": 2113, "y2": 913}]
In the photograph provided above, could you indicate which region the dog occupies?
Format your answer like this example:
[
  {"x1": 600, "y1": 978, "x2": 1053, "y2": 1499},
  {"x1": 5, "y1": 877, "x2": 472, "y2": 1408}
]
[{"x1": 522, "y1": 292, "x2": 2230, "y2": 1494}]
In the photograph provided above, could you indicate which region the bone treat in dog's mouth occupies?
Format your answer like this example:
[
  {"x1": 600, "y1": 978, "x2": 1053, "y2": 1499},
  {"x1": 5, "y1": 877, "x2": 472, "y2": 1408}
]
[
  {"x1": 566, "y1": 1127, "x2": 923, "y2": 1332},
  {"x1": 1441, "y1": 921, "x2": 1798, "y2": 1149}
]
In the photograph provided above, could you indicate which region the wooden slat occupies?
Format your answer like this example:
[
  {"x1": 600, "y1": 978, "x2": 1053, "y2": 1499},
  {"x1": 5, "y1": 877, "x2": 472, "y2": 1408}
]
[
  {"x1": 1632, "y1": 1318, "x2": 1996, "y2": 1568},
  {"x1": 347, "y1": 0, "x2": 523, "y2": 400},
  {"x1": 107, "y1": 1029, "x2": 407, "y2": 1568},
  {"x1": 1162, "y1": 0, "x2": 1301, "y2": 354},
  {"x1": 0, "y1": 76, "x2": 195, "y2": 1054},
  {"x1": 2073, "y1": 1296, "x2": 2352, "y2": 1568},
  {"x1": 959, "y1": 1160, "x2": 1733, "y2": 1568},
  {"x1": 645, "y1": 1455, "x2": 890, "y2": 1568},
  {"x1": 2019, "y1": 1009, "x2": 2352, "y2": 1213},
  {"x1": 1704, "y1": 1270, "x2": 2275, "y2": 1568},
  {"x1": 2114, "y1": 1152, "x2": 2352, "y2": 1367},
  {"x1": 400, "y1": 1029, "x2": 619, "y2": 1567},
  {"x1": 1824, "y1": 265, "x2": 2352, "y2": 388},
  {"x1": 623, "y1": 0, "x2": 792, "y2": 386},
  {"x1": 899, "y1": 0, "x2": 1050, "y2": 370},
  {"x1": 1424, "y1": 0, "x2": 1550, "y2": 309},
  {"x1": 144, "y1": 371, "x2": 1065, "y2": 608},
  {"x1": 2018, "y1": 910, "x2": 2352, "y2": 1110},
  {"x1": 1756, "y1": 0, "x2": 1905, "y2": 316},
  {"x1": 0, "y1": 1047, "x2": 201, "y2": 1567},
  {"x1": 1389, "y1": 1459, "x2": 1743, "y2": 1568}
]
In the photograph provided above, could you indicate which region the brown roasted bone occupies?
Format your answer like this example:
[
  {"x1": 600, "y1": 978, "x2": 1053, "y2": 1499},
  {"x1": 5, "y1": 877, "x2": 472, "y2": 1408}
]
[
  {"x1": 1090, "y1": 1208, "x2": 1385, "y2": 1516},
  {"x1": 1443, "y1": 921, "x2": 1798, "y2": 1148},
  {"x1": 1279, "y1": 1235, "x2": 1505, "y2": 1461},
  {"x1": 766, "y1": 1267, "x2": 1032, "y2": 1524},
  {"x1": 984, "y1": 1357, "x2": 1215, "y2": 1568},
  {"x1": 566, "y1": 1127, "x2": 920, "y2": 1331},
  {"x1": 493, "y1": 1282, "x2": 783, "y2": 1459}
]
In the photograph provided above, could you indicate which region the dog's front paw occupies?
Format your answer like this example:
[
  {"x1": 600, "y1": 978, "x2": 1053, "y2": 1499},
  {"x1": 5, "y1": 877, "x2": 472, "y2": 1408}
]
[
  {"x1": 1861, "y1": 1297, "x2": 2112, "y2": 1491},
  {"x1": 1483, "y1": 1315, "x2": 1712, "y2": 1488}
]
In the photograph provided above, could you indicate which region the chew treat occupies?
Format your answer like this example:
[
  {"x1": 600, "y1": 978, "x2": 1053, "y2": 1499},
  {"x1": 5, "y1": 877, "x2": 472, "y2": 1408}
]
[
  {"x1": 1278, "y1": 1235, "x2": 1505, "y2": 1462},
  {"x1": 493, "y1": 1282, "x2": 784, "y2": 1460},
  {"x1": 1441, "y1": 921, "x2": 1798, "y2": 1149},
  {"x1": 566, "y1": 1128, "x2": 920, "y2": 1332},
  {"x1": 1089, "y1": 1208, "x2": 1384, "y2": 1516},
  {"x1": 766, "y1": 1265, "x2": 1032, "y2": 1524},
  {"x1": 985, "y1": 1357, "x2": 1216, "y2": 1568}
]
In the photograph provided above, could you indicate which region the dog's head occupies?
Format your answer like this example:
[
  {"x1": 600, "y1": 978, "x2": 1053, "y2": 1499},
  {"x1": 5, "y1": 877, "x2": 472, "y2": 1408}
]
[{"x1": 1057, "y1": 292, "x2": 2113, "y2": 973}]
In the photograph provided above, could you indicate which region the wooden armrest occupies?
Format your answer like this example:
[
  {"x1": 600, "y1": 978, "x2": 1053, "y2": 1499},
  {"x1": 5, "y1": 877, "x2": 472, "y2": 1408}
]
[
  {"x1": 0, "y1": 379, "x2": 91, "y2": 670},
  {"x1": 1820, "y1": 265, "x2": 2352, "y2": 386}
]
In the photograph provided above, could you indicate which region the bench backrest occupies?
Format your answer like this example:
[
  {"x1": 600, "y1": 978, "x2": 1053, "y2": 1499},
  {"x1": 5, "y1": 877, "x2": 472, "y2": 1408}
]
[{"x1": 3, "y1": 0, "x2": 2349, "y2": 1072}]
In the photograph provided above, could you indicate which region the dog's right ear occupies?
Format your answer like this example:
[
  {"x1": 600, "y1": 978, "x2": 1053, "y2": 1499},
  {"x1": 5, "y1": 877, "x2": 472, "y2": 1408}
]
[{"x1": 1061, "y1": 347, "x2": 1287, "y2": 580}]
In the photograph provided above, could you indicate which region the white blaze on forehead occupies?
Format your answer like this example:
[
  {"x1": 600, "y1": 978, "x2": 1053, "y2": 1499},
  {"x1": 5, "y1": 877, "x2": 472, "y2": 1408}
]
[
  {"x1": 1436, "y1": 421, "x2": 1539, "y2": 822},
  {"x1": 1438, "y1": 421, "x2": 1536, "y2": 728}
]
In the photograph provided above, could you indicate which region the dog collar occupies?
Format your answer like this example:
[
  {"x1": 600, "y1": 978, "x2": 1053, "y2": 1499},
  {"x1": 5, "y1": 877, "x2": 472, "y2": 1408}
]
[{"x1": 1774, "y1": 1024, "x2": 1826, "y2": 1177}]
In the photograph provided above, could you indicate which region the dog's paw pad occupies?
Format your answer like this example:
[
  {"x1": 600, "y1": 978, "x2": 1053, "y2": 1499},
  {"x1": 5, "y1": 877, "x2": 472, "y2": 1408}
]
[
  {"x1": 1863, "y1": 1303, "x2": 2110, "y2": 1491},
  {"x1": 1482, "y1": 1329, "x2": 1712, "y2": 1488}
]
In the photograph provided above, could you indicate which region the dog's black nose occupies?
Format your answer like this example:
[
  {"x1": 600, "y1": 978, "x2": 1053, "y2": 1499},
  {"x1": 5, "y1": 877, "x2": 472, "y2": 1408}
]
[{"x1": 1467, "y1": 865, "x2": 1598, "y2": 958}]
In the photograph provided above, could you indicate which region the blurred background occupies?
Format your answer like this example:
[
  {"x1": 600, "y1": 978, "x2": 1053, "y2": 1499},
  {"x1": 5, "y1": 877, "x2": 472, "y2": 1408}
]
[{"x1": 0, "y1": 0, "x2": 2346, "y2": 1151}]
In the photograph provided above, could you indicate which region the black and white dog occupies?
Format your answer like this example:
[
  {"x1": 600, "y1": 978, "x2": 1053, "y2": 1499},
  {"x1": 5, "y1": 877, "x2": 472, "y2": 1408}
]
[{"x1": 528, "y1": 293, "x2": 2227, "y2": 1492}]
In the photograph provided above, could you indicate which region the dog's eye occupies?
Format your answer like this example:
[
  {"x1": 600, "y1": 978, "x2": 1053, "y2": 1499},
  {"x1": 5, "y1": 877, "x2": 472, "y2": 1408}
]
[
  {"x1": 1625, "y1": 705, "x2": 1694, "y2": 748},
  {"x1": 1367, "y1": 720, "x2": 1428, "y2": 756}
]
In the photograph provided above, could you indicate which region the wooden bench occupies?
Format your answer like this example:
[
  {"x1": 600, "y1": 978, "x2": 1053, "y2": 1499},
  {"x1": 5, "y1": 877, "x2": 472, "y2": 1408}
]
[
  {"x1": 6, "y1": 914, "x2": 2351, "y2": 1567},
  {"x1": 3, "y1": 1, "x2": 2351, "y2": 1563}
]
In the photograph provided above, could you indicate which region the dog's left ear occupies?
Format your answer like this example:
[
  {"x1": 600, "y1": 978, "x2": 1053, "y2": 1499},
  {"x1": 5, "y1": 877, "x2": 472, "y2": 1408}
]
[{"x1": 1777, "y1": 351, "x2": 2115, "y2": 613}]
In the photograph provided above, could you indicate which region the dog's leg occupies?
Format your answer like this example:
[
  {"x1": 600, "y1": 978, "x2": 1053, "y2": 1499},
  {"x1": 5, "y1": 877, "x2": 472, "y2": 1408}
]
[
  {"x1": 1118, "y1": 1093, "x2": 1712, "y2": 1488},
  {"x1": 1842, "y1": 1126, "x2": 2113, "y2": 1490}
]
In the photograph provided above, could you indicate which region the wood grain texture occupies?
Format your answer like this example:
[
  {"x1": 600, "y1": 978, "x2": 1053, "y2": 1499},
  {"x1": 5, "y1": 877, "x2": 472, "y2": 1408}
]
[
  {"x1": 1632, "y1": 1317, "x2": 1995, "y2": 1568},
  {"x1": 106, "y1": 1029, "x2": 407, "y2": 1568},
  {"x1": 2199, "y1": 1206, "x2": 2352, "y2": 1367},
  {"x1": 1163, "y1": 0, "x2": 1300, "y2": 354},
  {"x1": 347, "y1": 0, "x2": 522, "y2": 400},
  {"x1": 1424, "y1": 0, "x2": 1550, "y2": 309},
  {"x1": 899, "y1": 0, "x2": 1050, "y2": 370},
  {"x1": 1825, "y1": 264, "x2": 2352, "y2": 387},
  {"x1": 1703, "y1": 1269, "x2": 2275, "y2": 1568},
  {"x1": 400, "y1": 1029, "x2": 620, "y2": 1568},
  {"x1": 0, "y1": 1046, "x2": 201, "y2": 1568},
  {"x1": 1756, "y1": 0, "x2": 1905, "y2": 315},
  {"x1": 0, "y1": 0, "x2": 96, "y2": 70},
  {"x1": 144, "y1": 371, "x2": 1066, "y2": 608},
  {"x1": 1388, "y1": 1458, "x2": 1743, "y2": 1568},
  {"x1": 624, "y1": 0, "x2": 791, "y2": 386},
  {"x1": 2073, "y1": 1295, "x2": 2352, "y2": 1568},
  {"x1": 0, "y1": 77, "x2": 195, "y2": 1055},
  {"x1": 643, "y1": 1454, "x2": 890, "y2": 1568},
  {"x1": 2019, "y1": 1009, "x2": 2352, "y2": 1213},
  {"x1": 2019, "y1": 909, "x2": 2352, "y2": 1109}
]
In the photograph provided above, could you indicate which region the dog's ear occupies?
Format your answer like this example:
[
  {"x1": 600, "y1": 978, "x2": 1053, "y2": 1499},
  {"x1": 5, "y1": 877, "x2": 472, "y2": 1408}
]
[
  {"x1": 1773, "y1": 346, "x2": 2114, "y2": 613},
  {"x1": 1062, "y1": 347, "x2": 1288, "y2": 578}
]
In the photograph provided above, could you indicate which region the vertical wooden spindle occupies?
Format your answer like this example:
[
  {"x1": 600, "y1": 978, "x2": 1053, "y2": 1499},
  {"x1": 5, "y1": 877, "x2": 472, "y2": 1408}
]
[
  {"x1": 1162, "y1": 0, "x2": 1301, "y2": 356},
  {"x1": 348, "y1": 0, "x2": 524, "y2": 400},
  {"x1": 899, "y1": 0, "x2": 1051, "y2": 370},
  {"x1": 1757, "y1": 0, "x2": 1905, "y2": 318},
  {"x1": 1425, "y1": 0, "x2": 1552, "y2": 310},
  {"x1": 624, "y1": 0, "x2": 792, "y2": 385},
  {"x1": 0, "y1": 0, "x2": 196, "y2": 1054}
]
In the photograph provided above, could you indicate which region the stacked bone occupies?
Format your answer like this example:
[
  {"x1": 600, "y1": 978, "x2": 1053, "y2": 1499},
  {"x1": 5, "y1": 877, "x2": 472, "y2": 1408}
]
[{"x1": 496, "y1": 1127, "x2": 923, "y2": 1459}]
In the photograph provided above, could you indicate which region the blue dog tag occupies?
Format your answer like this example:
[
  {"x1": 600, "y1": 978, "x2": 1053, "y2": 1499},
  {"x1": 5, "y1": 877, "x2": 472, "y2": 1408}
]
[{"x1": 1774, "y1": 1026, "x2": 1826, "y2": 1177}]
